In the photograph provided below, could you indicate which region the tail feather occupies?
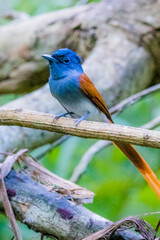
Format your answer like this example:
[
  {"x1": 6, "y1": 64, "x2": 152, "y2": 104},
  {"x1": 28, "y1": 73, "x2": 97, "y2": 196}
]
[
  {"x1": 107, "y1": 119, "x2": 160, "y2": 199},
  {"x1": 114, "y1": 141, "x2": 160, "y2": 199}
]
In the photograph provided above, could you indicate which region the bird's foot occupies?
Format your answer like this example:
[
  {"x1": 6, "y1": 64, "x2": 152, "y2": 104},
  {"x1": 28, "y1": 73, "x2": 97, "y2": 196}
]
[
  {"x1": 75, "y1": 112, "x2": 90, "y2": 126},
  {"x1": 55, "y1": 112, "x2": 74, "y2": 119}
]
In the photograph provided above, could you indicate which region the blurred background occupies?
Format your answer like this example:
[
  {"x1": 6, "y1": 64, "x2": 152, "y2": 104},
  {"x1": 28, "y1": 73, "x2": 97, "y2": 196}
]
[{"x1": 0, "y1": 0, "x2": 160, "y2": 239}]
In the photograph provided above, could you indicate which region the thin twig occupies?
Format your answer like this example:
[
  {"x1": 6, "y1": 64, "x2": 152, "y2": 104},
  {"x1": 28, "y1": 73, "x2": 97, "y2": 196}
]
[
  {"x1": 0, "y1": 174, "x2": 22, "y2": 240},
  {"x1": 0, "y1": 150, "x2": 27, "y2": 240},
  {"x1": 155, "y1": 220, "x2": 160, "y2": 233},
  {"x1": 35, "y1": 135, "x2": 70, "y2": 160},
  {"x1": 142, "y1": 115, "x2": 160, "y2": 130},
  {"x1": 70, "y1": 116, "x2": 160, "y2": 183},
  {"x1": 0, "y1": 109, "x2": 159, "y2": 148},
  {"x1": 83, "y1": 216, "x2": 156, "y2": 240},
  {"x1": 1, "y1": 149, "x2": 28, "y2": 178},
  {"x1": 70, "y1": 141, "x2": 111, "y2": 182},
  {"x1": 110, "y1": 83, "x2": 160, "y2": 116},
  {"x1": 0, "y1": 152, "x2": 13, "y2": 156}
]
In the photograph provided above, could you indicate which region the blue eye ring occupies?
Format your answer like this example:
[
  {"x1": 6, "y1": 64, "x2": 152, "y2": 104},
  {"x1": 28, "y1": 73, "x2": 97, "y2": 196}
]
[{"x1": 63, "y1": 57, "x2": 70, "y2": 64}]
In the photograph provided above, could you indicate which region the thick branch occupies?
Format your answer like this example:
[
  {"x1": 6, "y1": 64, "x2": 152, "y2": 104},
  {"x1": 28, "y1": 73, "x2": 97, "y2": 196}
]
[
  {"x1": 0, "y1": 0, "x2": 159, "y2": 94},
  {"x1": 0, "y1": 109, "x2": 159, "y2": 148},
  {"x1": 0, "y1": 169, "x2": 143, "y2": 240}
]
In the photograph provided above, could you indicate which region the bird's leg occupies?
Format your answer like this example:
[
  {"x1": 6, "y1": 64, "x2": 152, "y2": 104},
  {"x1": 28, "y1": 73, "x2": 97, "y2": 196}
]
[
  {"x1": 75, "y1": 111, "x2": 90, "y2": 126},
  {"x1": 55, "y1": 112, "x2": 74, "y2": 119}
]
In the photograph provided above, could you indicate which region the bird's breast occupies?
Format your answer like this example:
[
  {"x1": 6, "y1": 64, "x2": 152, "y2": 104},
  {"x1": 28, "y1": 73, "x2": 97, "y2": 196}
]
[
  {"x1": 49, "y1": 76, "x2": 106, "y2": 122},
  {"x1": 49, "y1": 75, "x2": 81, "y2": 102}
]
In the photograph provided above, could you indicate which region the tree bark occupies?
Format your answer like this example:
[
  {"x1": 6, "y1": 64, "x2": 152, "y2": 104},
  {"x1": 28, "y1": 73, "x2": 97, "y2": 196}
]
[{"x1": 0, "y1": 169, "x2": 143, "y2": 240}]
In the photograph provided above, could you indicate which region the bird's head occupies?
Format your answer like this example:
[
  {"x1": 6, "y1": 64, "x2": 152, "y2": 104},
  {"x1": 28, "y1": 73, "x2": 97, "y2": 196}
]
[{"x1": 42, "y1": 48, "x2": 83, "y2": 80}]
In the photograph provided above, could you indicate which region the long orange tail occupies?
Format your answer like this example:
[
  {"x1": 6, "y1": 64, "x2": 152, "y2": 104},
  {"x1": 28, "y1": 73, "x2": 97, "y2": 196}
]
[
  {"x1": 114, "y1": 141, "x2": 160, "y2": 199},
  {"x1": 107, "y1": 119, "x2": 160, "y2": 198}
]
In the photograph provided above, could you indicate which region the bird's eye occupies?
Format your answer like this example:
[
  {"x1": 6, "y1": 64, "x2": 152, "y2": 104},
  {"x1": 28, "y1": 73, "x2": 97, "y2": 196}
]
[{"x1": 63, "y1": 57, "x2": 70, "y2": 64}]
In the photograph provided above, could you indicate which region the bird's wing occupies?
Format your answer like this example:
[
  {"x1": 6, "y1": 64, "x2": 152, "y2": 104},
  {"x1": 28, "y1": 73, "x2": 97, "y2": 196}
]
[{"x1": 79, "y1": 73, "x2": 113, "y2": 123}]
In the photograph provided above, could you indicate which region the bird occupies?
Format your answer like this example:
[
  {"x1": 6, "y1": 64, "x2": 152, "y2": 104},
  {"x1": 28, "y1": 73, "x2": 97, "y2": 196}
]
[{"x1": 42, "y1": 48, "x2": 160, "y2": 199}]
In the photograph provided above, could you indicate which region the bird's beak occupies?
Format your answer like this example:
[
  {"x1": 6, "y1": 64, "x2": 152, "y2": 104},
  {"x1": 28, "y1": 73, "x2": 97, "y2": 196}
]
[{"x1": 42, "y1": 54, "x2": 53, "y2": 61}]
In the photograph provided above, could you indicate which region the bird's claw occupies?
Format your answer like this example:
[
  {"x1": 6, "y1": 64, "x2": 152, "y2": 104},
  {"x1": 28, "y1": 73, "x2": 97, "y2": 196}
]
[
  {"x1": 75, "y1": 117, "x2": 86, "y2": 126},
  {"x1": 54, "y1": 112, "x2": 74, "y2": 119},
  {"x1": 55, "y1": 113, "x2": 64, "y2": 119},
  {"x1": 75, "y1": 112, "x2": 90, "y2": 126}
]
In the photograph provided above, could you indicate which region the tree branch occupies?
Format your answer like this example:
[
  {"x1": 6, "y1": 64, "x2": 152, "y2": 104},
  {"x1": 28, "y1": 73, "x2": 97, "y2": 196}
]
[
  {"x1": 110, "y1": 83, "x2": 160, "y2": 116},
  {"x1": 35, "y1": 135, "x2": 70, "y2": 160},
  {"x1": 0, "y1": 109, "x2": 159, "y2": 149},
  {"x1": 83, "y1": 216, "x2": 157, "y2": 240},
  {"x1": 142, "y1": 115, "x2": 160, "y2": 130},
  {"x1": 0, "y1": 169, "x2": 143, "y2": 240},
  {"x1": 0, "y1": 0, "x2": 159, "y2": 94}
]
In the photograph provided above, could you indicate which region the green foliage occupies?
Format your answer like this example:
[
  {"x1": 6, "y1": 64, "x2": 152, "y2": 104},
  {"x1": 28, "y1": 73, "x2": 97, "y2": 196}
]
[
  {"x1": 0, "y1": 0, "x2": 160, "y2": 239},
  {"x1": 1, "y1": 0, "x2": 100, "y2": 18},
  {"x1": 8, "y1": 0, "x2": 76, "y2": 15},
  {"x1": 0, "y1": 94, "x2": 22, "y2": 106}
]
